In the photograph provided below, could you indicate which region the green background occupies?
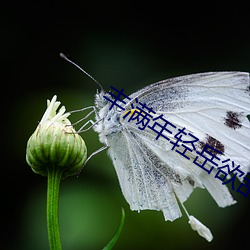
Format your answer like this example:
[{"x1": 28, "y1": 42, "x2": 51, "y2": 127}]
[{"x1": 2, "y1": 2, "x2": 250, "y2": 250}]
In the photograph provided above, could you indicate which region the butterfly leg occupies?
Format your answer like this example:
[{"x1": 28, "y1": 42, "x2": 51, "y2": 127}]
[
  {"x1": 68, "y1": 106, "x2": 102, "y2": 132},
  {"x1": 77, "y1": 145, "x2": 108, "y2": 175},
  {"x1": 85, "y1": 145, "x2": 108, "y2": 165},
  {"x1": 70, "y1": 106, "x2": 96, "y2": 126},
  {"x1": 77, "y1": 118, "x2": 104, "y2": 133}
]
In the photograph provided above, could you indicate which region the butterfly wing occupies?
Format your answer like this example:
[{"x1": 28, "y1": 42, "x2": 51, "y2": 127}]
[
  {"x1": 106, "y1": 123, "x2": 182, "y2": 221},
  {"x1": 125, "y1": 72, "x2": 250, "y2": 175}
]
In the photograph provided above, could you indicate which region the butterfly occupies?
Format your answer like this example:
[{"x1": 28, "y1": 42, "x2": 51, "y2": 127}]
[
  {"x1": 91, "y1": 72, "x2": 250, "y2": 241},
  {"x1": 61, "y1": 55, "x2": 250, "y2": 241}
]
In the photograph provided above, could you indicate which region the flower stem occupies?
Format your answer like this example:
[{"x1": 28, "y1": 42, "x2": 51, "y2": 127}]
[{"x1": 47, "y1": 165, "x2": 63, "y2": 250}]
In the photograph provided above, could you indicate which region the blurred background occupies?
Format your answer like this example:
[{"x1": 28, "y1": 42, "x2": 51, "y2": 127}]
[{"x1": 2, "y1": 1, "x2": 250, "y2": 249}]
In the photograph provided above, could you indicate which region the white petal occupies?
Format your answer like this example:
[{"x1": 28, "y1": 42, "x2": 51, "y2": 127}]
[
  {"x1": 40, "y1": 95, "x2": 71, "y2": 125},
  {"x1": 188, "y1": 215, "x2": 213, "y2": 242}
]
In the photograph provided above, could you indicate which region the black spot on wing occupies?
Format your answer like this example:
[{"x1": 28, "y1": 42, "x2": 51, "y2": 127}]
[
  {"x1": 199, "y1": 135, "x2": 225, "y2": 155},
  {"x1": 224, "y1": 111, "x2": 243, "y2": 130}
]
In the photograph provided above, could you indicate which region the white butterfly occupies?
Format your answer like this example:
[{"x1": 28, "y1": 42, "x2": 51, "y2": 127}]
[
  {"x1": 60, "y1": 53, "x2": 250, "y2": 242},
  {"x1": 87, "y1": 72, "x2": 250, "y2": 242}
]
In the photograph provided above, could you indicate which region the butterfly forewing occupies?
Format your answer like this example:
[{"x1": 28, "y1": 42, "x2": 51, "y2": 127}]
[{"x1": 124, "y1": 72, "x2": 250, "y2": 175}]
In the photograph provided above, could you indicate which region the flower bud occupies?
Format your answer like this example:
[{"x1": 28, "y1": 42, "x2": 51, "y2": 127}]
[{"x1": 26, "y1": 95, "x2": 87, "y2": 178}]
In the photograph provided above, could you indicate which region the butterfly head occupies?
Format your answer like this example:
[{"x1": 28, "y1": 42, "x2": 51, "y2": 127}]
[{"x1": 95, "y1": 90, "x2": 109, "y2": 110}]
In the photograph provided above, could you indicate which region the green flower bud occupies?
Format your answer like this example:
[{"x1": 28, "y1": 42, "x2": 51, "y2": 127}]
[{"x1": 26, "y1": 95, "x2": 87, "y2": 178}]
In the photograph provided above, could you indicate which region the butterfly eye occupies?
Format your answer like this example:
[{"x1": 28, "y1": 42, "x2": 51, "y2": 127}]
[{"x1": 103, "y1": 98, "x2": 109, "y2": 104}]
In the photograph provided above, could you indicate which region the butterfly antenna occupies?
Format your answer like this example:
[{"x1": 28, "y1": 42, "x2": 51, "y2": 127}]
[{"x1": 60, "y1": 53, "x2": 104, "y2": 92}]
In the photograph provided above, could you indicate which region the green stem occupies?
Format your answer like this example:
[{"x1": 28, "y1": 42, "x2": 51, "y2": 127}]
[{"x1": 47, "y1": 165, "x2": 63, "y2": 250}]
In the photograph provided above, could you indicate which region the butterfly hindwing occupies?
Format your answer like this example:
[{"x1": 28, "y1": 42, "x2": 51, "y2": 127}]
[{"x1": 107, "y1": 124, "x2": 183, "y2": 221}]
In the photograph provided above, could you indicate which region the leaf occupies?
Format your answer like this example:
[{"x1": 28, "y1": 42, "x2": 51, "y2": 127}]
[{"x1": 102, "y1": 208, "x2": 125, "y2": 250}]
